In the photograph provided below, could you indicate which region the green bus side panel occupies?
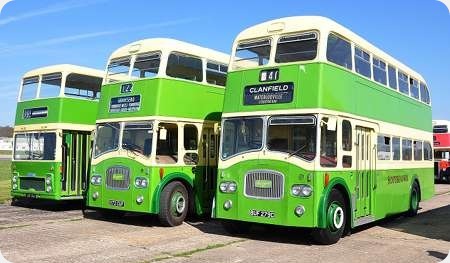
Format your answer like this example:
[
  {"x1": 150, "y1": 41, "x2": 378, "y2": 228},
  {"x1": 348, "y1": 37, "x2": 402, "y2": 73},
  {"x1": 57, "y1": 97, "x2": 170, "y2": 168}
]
[
  {"x1": 223, "y1": 63, "x2": 431, "y2": 132},
  {"x1": 96, "y1": 78, "x2": 224, "y2": 121},
  {"x1": 15, "y1": 98, "x2": 98, "y2": 126}
]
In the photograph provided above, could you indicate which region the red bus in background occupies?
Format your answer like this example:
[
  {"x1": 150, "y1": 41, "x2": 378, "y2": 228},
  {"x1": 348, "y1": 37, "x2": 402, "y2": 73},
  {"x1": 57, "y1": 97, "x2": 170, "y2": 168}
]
[{"x1": 433, "y1": 120, "x2": 450, "y2": 182}]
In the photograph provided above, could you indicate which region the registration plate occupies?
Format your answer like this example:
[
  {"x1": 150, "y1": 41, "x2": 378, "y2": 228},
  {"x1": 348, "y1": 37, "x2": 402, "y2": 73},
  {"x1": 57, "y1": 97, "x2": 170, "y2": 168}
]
[
  {"x1": 109, "y1": 200, "x2": 125, "y2": 207},
  {"x1": 25, "y1": 193, "x2": 39, "y2": 198},
  {"x1": 250, "y1": 209, "x2": 275, "y2": 218}
]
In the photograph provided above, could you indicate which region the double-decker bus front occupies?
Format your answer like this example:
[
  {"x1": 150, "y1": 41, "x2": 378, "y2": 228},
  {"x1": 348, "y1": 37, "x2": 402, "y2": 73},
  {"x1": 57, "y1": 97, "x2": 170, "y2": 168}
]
[
  {"x1": 215, "y1": 16, "x2": 433, "y2": 244},
  {"x1": 433, "y1": 120, "x2": 450, "y2": 182},
  {"x1": 11, "y1": 65, "x2": 103, "y2": 201},
  {"x1": 87, "y1": 38, "x2": 228, "y2": 226}
]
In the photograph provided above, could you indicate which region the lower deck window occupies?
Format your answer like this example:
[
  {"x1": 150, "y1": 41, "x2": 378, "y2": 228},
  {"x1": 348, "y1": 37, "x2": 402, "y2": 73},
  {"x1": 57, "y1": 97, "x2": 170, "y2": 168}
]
[
  {"x1": 156, "y1": 123, "x2": 178, "y2": 164},
  {"x1": 320, "y1": 117, "x2": 337, "y2": 167}
]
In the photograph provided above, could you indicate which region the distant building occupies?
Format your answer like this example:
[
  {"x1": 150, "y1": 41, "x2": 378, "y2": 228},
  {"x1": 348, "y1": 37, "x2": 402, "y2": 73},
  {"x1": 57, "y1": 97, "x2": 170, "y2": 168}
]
[{"x1": 0, "y1": 137, "x2": 13, "y2": 151}]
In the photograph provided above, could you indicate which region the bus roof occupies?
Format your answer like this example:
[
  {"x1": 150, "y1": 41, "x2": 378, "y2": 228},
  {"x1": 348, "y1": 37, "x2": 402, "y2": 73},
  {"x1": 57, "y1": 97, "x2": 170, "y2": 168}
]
[
  {"x1": 433, "y1": 120, "x2": 450, "y2": 127},
  {"x1": 23, "y1": 64, "x2": 104, "y2": 79},
  {"x1": 234, "y1": 16, "x2": 426, "y2": 83},
  {"x1": 108, "y1": 38, "x2": 230, "y2": 64}
]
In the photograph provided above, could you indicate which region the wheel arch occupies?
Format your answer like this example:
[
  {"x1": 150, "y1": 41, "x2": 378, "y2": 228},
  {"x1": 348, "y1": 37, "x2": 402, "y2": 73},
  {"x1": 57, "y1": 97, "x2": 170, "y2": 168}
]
[
  {"x1": 151, "y1": 172, "x2": 194, "y2": 214},
  {"x1": 317, "y1": 178, "x2": 352, "y2": 230}
]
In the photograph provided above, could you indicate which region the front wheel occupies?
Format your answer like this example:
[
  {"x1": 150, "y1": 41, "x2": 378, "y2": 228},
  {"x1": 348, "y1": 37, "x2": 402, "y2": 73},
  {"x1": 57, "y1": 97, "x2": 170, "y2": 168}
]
[
  {"x1": 312, "y1": 189, "x2": 347, "y2": 245},
  {"x1": 158, "y1": 181, "x2": 189, "y2": 227},
  {"x1": 406, "y1": 181, "x2": 420, "y2": 217}
]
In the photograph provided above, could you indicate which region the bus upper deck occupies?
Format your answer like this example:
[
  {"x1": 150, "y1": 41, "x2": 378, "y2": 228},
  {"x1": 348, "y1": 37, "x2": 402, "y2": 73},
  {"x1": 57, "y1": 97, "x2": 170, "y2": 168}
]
[{"x1": 433, "y1": 120, "x2": 450, "y2": 182}]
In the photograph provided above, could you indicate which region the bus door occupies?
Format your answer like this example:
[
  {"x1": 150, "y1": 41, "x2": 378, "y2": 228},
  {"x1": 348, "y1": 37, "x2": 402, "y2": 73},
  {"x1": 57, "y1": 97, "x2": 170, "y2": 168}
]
[
  {"x1": 201, "y1": 127, "x2": 218, "y2": 203},
  {"x1": 62, "y1": 131, "x2": 91, "y2": 197},
  {"x1": 355, "y1": 126, "x2": 374, "y2": 220}
]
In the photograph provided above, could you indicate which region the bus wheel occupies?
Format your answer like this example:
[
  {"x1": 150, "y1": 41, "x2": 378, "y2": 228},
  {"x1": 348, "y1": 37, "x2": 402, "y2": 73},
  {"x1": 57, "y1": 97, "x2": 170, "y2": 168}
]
[
  {"x1": 312, "y1": 189, "x2": 347, "y2": 245},
  {"x1": 221, "y1": 220, "x2": 251, "y2": 235},
  {"x1": 406, "y1": 181, "x2": 420, "y2": 217},
  {"x1": 159, "y1": 181, "x2": 188, "y2": 227}
]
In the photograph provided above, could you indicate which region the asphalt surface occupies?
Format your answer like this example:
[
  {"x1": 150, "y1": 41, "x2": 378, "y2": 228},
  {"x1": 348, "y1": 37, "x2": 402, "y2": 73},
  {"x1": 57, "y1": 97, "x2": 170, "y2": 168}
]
[{"x1": 0, "y1": 184, "x2": 449, "y2": 263}]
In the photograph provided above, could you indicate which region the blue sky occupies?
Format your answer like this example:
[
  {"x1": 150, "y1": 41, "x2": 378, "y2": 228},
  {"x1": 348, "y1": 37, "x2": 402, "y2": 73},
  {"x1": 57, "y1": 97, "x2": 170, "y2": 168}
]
[{"x1": 0, "y1": 0, "x2": 449, "y2": 125}]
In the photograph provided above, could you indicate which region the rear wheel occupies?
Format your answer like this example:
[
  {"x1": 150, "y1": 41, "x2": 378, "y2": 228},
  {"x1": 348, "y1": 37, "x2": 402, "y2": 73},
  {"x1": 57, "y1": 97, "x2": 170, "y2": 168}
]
[
  {"x1": 158, "y1": 181, "x2": 189, "y2": 227},
  {"x1": 406, "y1": 181, "x2": 420, "y2": 217},
  {"x1": 312, "y1": 189, "x2": 347, "y2": 245}
]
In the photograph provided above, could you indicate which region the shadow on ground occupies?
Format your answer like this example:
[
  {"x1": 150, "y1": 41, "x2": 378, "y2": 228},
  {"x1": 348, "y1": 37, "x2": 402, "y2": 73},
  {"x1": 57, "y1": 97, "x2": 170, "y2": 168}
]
[{"x1": 11, "y1": 198, "x2": 83, "y2": 211}]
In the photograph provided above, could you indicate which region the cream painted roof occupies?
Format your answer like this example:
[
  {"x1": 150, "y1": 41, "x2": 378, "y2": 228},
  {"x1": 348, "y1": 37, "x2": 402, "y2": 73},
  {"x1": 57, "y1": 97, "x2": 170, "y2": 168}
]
[
  {"x1": 433, "y1": 120, "x2": 450, "y2": 127},
  {"x1": 108, "y1": 38, "x2": 229, "y2": 64},
  {"x1": 23, "y1": 64, "x2": 104, "y2": 79},
  {"x1": 234, "y1": 16, "x2": 426, "y2": 83}
]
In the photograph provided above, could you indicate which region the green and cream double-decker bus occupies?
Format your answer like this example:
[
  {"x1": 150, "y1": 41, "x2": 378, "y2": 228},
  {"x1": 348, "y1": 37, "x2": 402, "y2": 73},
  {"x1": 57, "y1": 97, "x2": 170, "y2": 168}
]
[
  {"x1": 86, "y1": 38, "x2": 229, "y2": 226},
  {"x1": 214, "y1": 16, "x2": 434, "y2": 244},
  {"x1": 11, "y1": 64, "x2": 104, "y2": 201}
]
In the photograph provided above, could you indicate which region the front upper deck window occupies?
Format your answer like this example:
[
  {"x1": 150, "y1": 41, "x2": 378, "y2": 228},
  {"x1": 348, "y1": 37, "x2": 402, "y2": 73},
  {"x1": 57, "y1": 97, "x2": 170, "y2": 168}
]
[
  {"x1": 275, "y1": 32, "x2": 318, "y2": 63},
  {"x1": 410, "y1": 78, "x2": 419, "y2": 100},
  {"x1": 14, "y1": 132, "x2": 56, "y2": 160},
  {"x1": 94, "y1": 122, "x2": 120, "y2": 157},
  {"x1": 420, "y1": 82, "x2": 430, "y2": 104},
  {"x1": 166, "y1": 53, "x2": 203, "y2": 82},
  {"x1": 326, "y1": 34, "x2": 352, "y2": 70},
  {"x1": 107, "y1": 57, "x2": 131, "y2": 83},
  {"x1": 39, "y1": 73, "x2": 62, "y2": 99},
  {"x1": 233, "y1": 39, "x2": 271, "y2": 69},
  {"x1": 122, "y1": 121, "x2": 154, "y2": 157},
  {"x1": 131, "y1": 52, "x2": 161, "y2": 79},
  {"x1": 221, "y1": 118, "x2": 263, "y2": 159},
  {"x1": 20, "y1": 76, "x2": 39, "y2": 101},
  {"x1": 267, "y1": 116, "x2": 317, "y2": 161},
  {"x1": 65, "y1": 73, "x2": 102, "y2": 99}
]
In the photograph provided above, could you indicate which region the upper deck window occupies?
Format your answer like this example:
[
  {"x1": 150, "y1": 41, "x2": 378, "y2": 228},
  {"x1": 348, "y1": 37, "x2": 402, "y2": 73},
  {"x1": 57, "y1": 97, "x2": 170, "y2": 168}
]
[
  {"x1": 206, "y1": 61, "x2": 227, "y2": 86},
  {"x1": 233, "y1": 39, "x2": 271, "y2": 69},
  {"x1": 166, "y1": 53, "x2": 203, "y2": 82},
  {"x1": 433, "y1": 125, "x2": 448, "y2": 133},
  {"x1": 373, "y1": 57, "x2": 387, "y2": 85},
  {"x1": 65, "y1": 73, "x2": 102, "y2": 99},
  {"x1": 398, "y1": 71, "x2": 409, "y2": 95},
  {"x1": 275, "y1": 32, "x2": 318, "y2": 63},
  {"x1": 39, "y1": 73, "x2": 62, "y2": 99},
  {"x1": 410, "y1": 78, "x2": 419, "y2": 100},
  {"x1": 388, "y1": 65, "x2": 397, "y2": 90},
  {"x1": 354, "y1": 47, "x2": 371, "y2": 79},
  {"x1": 131, "y1": 52, "x2": 161, "y2": 79},
  {"x1": 326, "y1": 34, "x2": 352, "y2": 70},
  {"x1": 20, "y1": 76, "x2": 39, "y2": 101},
  {"x1": 107, "y1": 57, "x2": 131, "y2": 83},
  {"x1": 420, "y1": 82, "x2": 430, "y2": 104}
]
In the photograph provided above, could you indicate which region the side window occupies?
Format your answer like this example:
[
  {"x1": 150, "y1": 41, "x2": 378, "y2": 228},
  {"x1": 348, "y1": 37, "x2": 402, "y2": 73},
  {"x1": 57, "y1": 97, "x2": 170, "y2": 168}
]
[
  {"x1": 275, "y1": 32, "x2": 318, "y2": 63},
  {"x1": 65, "y1": 73, "x2": 102, "y2": 99},
  {"x1": 420, "y1": 82, "x2": 430, "y2": 104},
  {"x1": 40, "y1": 73, "x2": 62, "y2": 98},
  {"x1": 21, "y1": 76, "x2": 39, "y2": 101},
  {"x1": 354, "y1": 47, "x2": 371, "y2": 78},
  {"x1": 377, "y1": 135, "x2": 391, "y2": 160},
  {"x1": 326, "y1": 34, "x2": 352, "y2": 70},
  {"x1": 398, "y1": 71, "x2": 409, "y2": 95},
  {"x1": 410, "y1": 78, "x2": 419, "y2": 100},
  {"x1": 392, "y1": 137, "x2": 401, "y2": 160},
  {"x1": 132, "y1": 52, "x2": 161, "y2": 79},
  {"x1": 388, "y1": 65, "x2": 397, "y2": 90},
  {"x1": 183, "y1": 125, "x2": 198, "y2": 165},
  {"x1": 373, "y1": 57, "x2": 387, "y2": 85},
  {"x1": 166, "y1": 53, "x2": 203, "y2": 82},
  {"x1": 402, "y1": 138, "x2": 412, "y2": 161},
  {"x1": 423, "y1": 141, "x2": 432, "y2": 160},
  {"x1": 414, "y1": 141, "x2": 423, "y2": 161},
  {"x1": 156, "y1": 123, "x2": 178, "y2": 164},
  {"x1": 342, "y1": 120, "x2": 352, "y2": 168},
  {"x1": 206, "y1": 62, "x2": 227, "y2": 86},
  {"x1": 320, "y1": 117, "x2": 337, "y2": 167}
]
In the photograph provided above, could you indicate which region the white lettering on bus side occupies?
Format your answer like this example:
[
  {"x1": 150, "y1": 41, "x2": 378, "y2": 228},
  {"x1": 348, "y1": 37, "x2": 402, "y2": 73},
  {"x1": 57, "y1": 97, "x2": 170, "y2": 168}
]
[{"x1": 249, "y1": 84, "x2": 290, "y2": 94}]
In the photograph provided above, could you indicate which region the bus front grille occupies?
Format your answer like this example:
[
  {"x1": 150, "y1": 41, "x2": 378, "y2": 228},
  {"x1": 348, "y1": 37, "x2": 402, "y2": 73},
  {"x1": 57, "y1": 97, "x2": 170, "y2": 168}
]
[
  {"x1": 20, "y1": 178, "x2": 45, "y2": 191},
  {"x1": 244, "y1": 170, "x2": 284, "y2": 199},
  {"x1": 106, "y1": 166, "x2": 130, "y2": 190}
]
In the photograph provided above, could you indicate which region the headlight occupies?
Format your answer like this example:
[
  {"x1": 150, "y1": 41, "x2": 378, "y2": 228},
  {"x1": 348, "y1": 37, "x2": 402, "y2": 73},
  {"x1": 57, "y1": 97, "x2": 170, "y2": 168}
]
[
  {"x1": 291, "y1": 184, "x2": 313, "y2": 197},
  {"x1": 135, "y1": 177, "x2": 148, "y2": 188},
  {"x1": 46, "y1": 186, "x2": 52, "y2": 192},
  {"x1": 219, "y1": 182, "x2": 237, "y2": 193},
  {"x1": 12, "y1": 183, "x2": 18, "y2": 190},
  {"x1": 45, "y1": 177, "x2": 52, "y2": 185},
  {"x1": 91, "y1": 175, "x2": 102, "y2": 185},
  {"x1": 12, "y1": 176, "x2": 17, "y2": 183}
]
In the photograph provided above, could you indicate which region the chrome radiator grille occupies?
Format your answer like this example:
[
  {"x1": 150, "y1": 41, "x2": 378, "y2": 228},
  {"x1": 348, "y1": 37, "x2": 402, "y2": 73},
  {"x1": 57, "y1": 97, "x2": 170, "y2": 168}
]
[
  {"x1": 244, "y1": 170, "x2": 284, "y2": 199},
  {"x1": 106, "y1": 166, "x2": 130, "y2": 190}
]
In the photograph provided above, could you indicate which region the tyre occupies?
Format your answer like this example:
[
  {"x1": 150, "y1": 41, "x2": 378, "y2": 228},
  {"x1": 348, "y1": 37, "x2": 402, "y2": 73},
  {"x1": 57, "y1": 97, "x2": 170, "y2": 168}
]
[
  {"x1": 158, "y1": 181, "x2": 189, "y2": 227},
  {"x1": 221, "y1": 220, "x2": 251, "y2": 235},
  {"x1": 312, "y1": 188, "x2": 347, "y2": 245},
  {"x1": 406, "y1": 181, "x2": 420, "y2": 217}
]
